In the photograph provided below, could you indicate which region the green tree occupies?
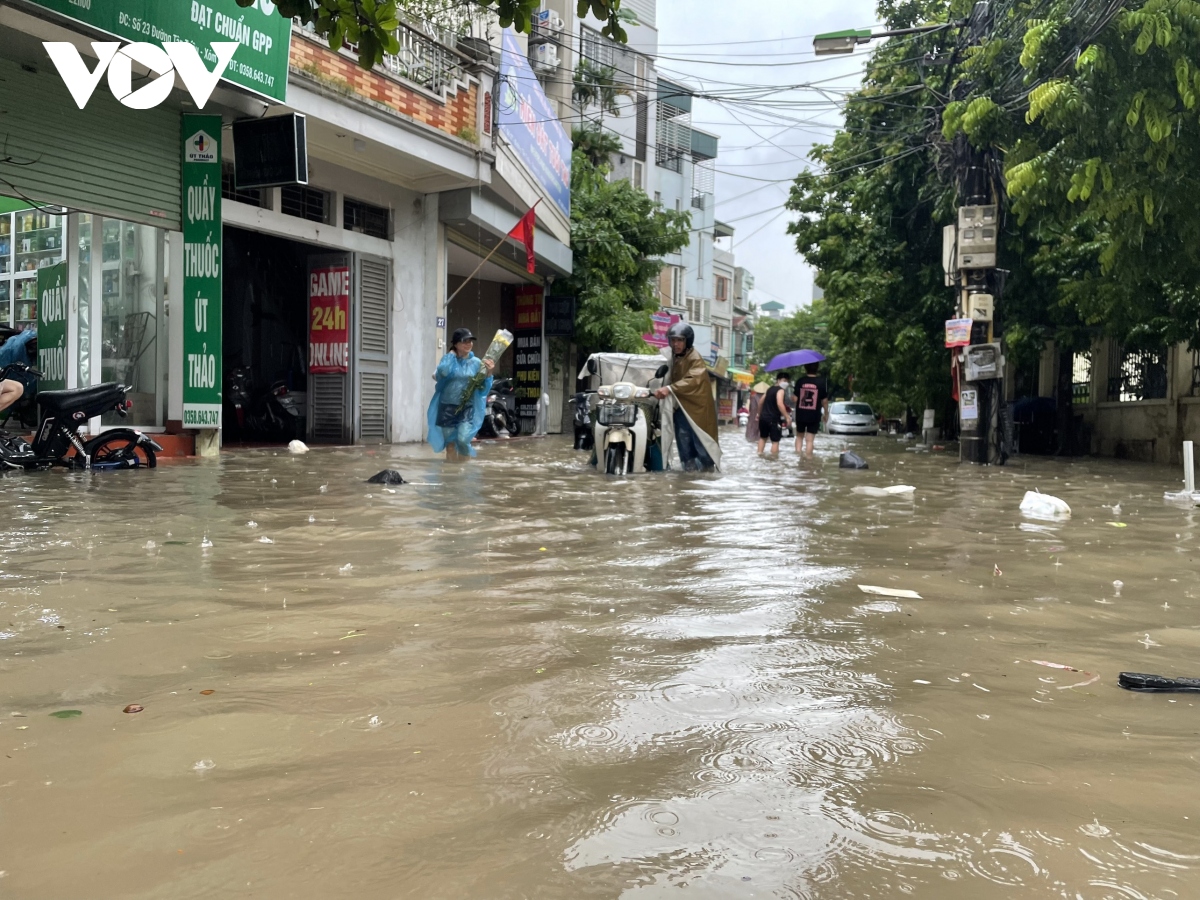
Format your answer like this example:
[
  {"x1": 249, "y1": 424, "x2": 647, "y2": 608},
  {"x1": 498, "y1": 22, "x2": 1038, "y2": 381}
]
[
  {"x1": 241, "y1": 0, "x2": 629, "y2": 69},
  {"x1": 573, "y1": 60, "x2": 631, "y2": 132},
  {"x1": 563, "y1": 131, "x2": 690, "y2": 354},
  {"x1": 749, "y1": 299, "x2": 833, "y2": 375}
]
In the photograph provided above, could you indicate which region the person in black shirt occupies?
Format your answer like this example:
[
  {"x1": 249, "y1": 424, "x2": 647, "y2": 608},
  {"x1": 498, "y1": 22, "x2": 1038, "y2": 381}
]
[
  {"x1": 756, "y1": 373, "x2": 791, "y2": 455},
  {"x1": 792, "y1": 363, "x2": 828, "y2": 458}
]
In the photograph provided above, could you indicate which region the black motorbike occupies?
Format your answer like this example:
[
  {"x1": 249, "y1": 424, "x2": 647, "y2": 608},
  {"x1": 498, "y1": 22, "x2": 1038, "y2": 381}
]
[
  {"x1": 479, "y1": 377, "x2": 521, "y2": 439},
  {"x1": 0, "y1": 362, "x2": 161, "y2": 470},
  {"x1": 225, "y1": 368, "x2": 306, "y2": 442},
  {"x1": 570, "y1": 390, "x2": 595, "y2": 450}
]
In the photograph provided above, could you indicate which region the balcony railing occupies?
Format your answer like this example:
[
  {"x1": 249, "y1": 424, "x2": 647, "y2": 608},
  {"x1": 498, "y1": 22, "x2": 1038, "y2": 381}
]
[{"x1": 298, "y1": 19, "x2": 474, "y2": 102}]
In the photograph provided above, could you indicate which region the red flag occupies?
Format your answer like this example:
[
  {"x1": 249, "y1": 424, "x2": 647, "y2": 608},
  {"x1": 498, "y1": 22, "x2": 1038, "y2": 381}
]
[{"x1": 507, "y1": 202, "x2": 539, "y2": 274}]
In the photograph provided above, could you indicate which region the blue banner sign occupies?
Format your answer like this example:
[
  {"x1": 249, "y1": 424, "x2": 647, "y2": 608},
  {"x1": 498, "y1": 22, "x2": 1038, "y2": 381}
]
[{"x1": 497, "y1": 29, "x2": 571, "y2": 218}]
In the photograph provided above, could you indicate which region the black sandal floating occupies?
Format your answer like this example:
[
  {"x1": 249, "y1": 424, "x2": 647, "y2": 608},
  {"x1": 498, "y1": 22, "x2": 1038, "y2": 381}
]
[{"x1": 1118, "y1": 672, "x2": 1200, "y2": 693}]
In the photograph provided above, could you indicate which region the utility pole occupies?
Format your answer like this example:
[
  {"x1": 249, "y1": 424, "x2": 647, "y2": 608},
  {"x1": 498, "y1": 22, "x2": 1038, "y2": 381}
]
[
  {"x1": 818, "y1": 3, "x2": 1005, "y2": 465},
  {"x1": 947, "y1": 3, "x2": 1006, "y2": 466}
]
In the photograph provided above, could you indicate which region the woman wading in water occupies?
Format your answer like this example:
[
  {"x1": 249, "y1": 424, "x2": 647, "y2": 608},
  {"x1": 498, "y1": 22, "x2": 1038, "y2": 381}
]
[{"x1": 427, "y1": 328, "x2": 495, "y2": 460}]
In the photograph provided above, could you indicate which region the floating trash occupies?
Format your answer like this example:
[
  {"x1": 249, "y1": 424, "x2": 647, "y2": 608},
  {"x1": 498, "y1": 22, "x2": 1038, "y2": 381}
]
[
  {"x1": 858, "y1": 585, "x2": 922, "y2": 599},
  {"x1": 200, "y1": 536, "x2": 213, "y2": 549},
  {"x1": 247, "y1": 520, "x2": 258, "y2": 529},
  {"x1": 193, "y1": 759, "x2": 215, "y2": 771},
  {"x1": 1020, "y1": 491, "x2": 1071, "y2": 519},
  {"x1": 258, "y1": 536, "x2": 274, "y2": 544},
  {"x1": 288, "y1": 440, "x2": 309, "y2": 454},
  {"x1": 123, "y1": 704, "x2": 143, "y2": 714},
  {"x1": 339, "y1": 563, "x2": 353, "y2": 574},
  {"x1": 49, "y1": 710, "x2": 82, "y2": 719}
]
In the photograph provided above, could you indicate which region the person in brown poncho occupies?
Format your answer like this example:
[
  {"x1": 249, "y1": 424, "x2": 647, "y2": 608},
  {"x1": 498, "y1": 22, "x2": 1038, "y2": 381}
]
[{"x1": 654, "y1": 322, "x2": 722, "y2": 471}]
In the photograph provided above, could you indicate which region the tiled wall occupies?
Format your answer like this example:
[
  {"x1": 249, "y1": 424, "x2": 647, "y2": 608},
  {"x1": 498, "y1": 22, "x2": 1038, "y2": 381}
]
[{"x1": 289, "y1": 35, "x2": 479, "y2": 141}]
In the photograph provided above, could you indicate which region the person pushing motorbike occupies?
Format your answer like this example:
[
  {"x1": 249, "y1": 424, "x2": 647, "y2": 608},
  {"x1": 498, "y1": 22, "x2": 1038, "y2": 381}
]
[{"x1": 654, "y1": 322, "x2": 721, "y2": 472}]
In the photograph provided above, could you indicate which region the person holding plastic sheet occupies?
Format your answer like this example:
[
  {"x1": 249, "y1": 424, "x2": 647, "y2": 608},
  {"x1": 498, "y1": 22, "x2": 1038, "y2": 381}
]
[
  {"x1": 427, "y1": 328, "x2": 494, "y2": 460},
  {"x1": 654, "y1": 322, "x2": 722, "y2": 472}
]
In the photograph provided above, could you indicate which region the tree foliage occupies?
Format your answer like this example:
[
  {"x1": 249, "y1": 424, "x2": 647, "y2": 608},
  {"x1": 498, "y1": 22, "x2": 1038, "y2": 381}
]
[
  {"x1": 563, "y1": 132, "x2": 690, "y2": 354},
  {"x1": 788, "y1": 0, "x2": 1200, "y2": 418},
  {"x1": 241, "y1": 0, "x2": 628, "y2": 68},
  {"x1": 749, "y1": 299, "x2": 833, "y2": 377}
]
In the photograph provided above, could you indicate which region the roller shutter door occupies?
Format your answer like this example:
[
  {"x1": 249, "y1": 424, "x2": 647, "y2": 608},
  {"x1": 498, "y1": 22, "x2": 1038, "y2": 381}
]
[{"x1": 0, "y1": 54, "x2": 181, "y2": 230}]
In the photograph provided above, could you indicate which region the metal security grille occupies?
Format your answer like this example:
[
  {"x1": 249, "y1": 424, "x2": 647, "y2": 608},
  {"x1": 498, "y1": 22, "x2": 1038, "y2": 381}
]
[
  {"x1": 310, "y1": 373, "x2": 347, "y2": 443},
  {"x1": 358, "y1": 260, "x2": 389, "y2": 354},
  {"x1": 1071, "y1": 352, "x2": 1092, "y2": 404},
  {"x1": 221, "y1": 163, "x2": 266, "y2": 208},
  {"x1": 354, "y1": 256, "x2": 391, "y2": 442},
  {"x1": 635, "y1": 94, "x2": 648, "y2": 160},
  {"x1": 692, "y1": 157, "x2": 714, "y2": 208},
  {"x1": 1107, "y1": 345, "x2": 1167, "y2": 402},
  {"x1": 344, "y1": 198, "x2": 390, "y2": 239},
  {"x1": 281, "y1": 186, "x2": 329, "y2": 223},
  {"x1": 358, "y1": 371, "x2": 388, "y2": 441}
]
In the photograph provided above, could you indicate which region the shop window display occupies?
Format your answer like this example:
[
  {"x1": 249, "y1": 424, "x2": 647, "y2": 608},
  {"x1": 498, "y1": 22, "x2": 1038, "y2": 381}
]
[{"x1": 0, "y1": 204, "x2": 66, "y2": 329}]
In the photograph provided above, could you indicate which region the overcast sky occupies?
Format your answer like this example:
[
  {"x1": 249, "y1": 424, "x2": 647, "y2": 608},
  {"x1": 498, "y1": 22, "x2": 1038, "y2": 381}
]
[{"x1": 656, "y1": 0, "x2": 880, "y2": 313}]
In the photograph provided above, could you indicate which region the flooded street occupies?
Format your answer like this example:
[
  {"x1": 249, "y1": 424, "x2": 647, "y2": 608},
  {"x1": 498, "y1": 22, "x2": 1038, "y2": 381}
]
[{"x1": 2, "y1": 432, "x2": 1199, "y2": 899}]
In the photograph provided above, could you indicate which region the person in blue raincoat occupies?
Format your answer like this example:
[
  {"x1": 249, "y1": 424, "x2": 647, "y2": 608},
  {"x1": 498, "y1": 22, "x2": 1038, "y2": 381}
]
[{"x1": 427, "y1": 328, "x2": 495, "y2": 459}]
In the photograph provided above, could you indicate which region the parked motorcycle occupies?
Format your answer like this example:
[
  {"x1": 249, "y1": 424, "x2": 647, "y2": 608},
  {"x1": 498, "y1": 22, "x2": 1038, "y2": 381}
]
[
  {"x1": 0, "y1": 328, "x2": 38, "y2": 431},
  {"x1": 479, "y1": 377, "x2": 520, "y2": 439},
  {"x1": 225, "y1": 368, "x2": 306, "y2": 442},
  {"x1": 570, "y1": 390, "x2": 596, "y2": 450},
  {"x1": 580, "y1": 353, "x2": 670, "y2": 476},
  {"x1": 0, "y1": 362, "x2": 161, "y2": 470}
]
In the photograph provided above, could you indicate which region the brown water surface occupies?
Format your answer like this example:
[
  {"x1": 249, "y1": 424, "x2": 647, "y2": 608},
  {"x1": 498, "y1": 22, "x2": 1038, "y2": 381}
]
[{"x1": 0, "y1": 433, "x2": 1198, "y2": 898}]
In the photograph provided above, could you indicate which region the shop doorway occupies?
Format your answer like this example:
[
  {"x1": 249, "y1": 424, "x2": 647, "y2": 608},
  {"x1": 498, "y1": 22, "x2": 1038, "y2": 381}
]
[{"x1": 222, "y1": 227, "x2": 316, "y2": 444}]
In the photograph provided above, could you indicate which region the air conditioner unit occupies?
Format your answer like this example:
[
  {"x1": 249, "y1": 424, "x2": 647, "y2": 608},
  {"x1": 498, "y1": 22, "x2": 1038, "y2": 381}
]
[{"x1": 532, "y1": 42, "x2": 559, "y2": 71}]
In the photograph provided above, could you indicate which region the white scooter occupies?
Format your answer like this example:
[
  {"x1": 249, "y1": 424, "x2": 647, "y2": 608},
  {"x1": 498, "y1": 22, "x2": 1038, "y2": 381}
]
[{"x1": 595, "y1": 381, "x2": 655, "y2": 474}]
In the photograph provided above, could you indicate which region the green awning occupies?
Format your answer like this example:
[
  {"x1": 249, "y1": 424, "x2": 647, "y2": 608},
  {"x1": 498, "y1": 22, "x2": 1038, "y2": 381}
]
[
  {"x1": 657, "y1": 79, "x2": 692, "y2": 114},
  {"x1": 0, "y1": 196, "x2": 33, "y2": 214}
]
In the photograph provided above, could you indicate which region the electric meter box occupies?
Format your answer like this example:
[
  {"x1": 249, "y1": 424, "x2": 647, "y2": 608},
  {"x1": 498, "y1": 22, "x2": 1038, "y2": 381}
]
[
  {"x1": 966, "y1": 293, "x2": 993, "y2": 321},
  {"x1": 957, "y1": 205, "x2": 998, "y2": 269},
  {"x1": 964, "y1": 342, "x2": 1002, "y2": 381}
]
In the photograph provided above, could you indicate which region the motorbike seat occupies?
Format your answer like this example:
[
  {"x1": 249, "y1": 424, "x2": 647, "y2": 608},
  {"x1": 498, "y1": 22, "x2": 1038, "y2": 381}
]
[{"x1": 37, "y1": 383, "x2": 124, "y2": 417}]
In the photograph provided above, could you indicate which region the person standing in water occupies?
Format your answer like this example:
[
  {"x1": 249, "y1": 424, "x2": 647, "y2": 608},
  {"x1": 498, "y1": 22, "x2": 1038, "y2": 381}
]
[
  {"x1": 427, "y1": 328, "x2": 495, "y2": 460},
  {"x1": 756, "y1": 372, "x2": 792, "y2": 455},
  {"x1": 654, "y1": 322, "x2": 721, "y2": 471},
  {"x1": 792, "y1": 362, "x2": 828, "y2": 458}
]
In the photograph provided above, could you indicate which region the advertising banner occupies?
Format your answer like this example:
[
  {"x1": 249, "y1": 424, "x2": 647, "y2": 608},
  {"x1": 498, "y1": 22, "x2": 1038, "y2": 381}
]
[
  {"x1": 28, "y1": 0, "x2": 291, "y2": 102},
  {"x1": 36, "y1": 262, "x2": 67, "y2": 391},
  {"x1": 497, "y1": 29, "x2": 571, "y2": 218},
  {"x1": 181, "y1": 114, "x2": 222, "y2": 428},
  {"x1": 308, "y1": 264, "x2": 350, "y2": 374},
  {"x1": 945, "y1": 318, "x2": 972, "y2": 347},
  {"x1": 514, "y1": 287, "x2": 543, "y2": 419},
  {"x1": 643, "y1": 311, "x2": 680, "y2": 348}
]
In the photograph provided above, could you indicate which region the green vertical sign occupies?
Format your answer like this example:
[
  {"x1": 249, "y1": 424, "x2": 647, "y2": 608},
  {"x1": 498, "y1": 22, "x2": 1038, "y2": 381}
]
[
  {"x1": 36, "y1": 262, "x2": 67, "y2": 391},
  {"x1": 182, "y1": 115, "x2": 222, "y2": 429}
]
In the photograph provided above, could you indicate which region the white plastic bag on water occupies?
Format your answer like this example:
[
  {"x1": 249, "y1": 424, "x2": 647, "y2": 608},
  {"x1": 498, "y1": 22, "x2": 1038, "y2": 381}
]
[{"x1": 1019, "y1": 490, "x2": 1071, "y2": 519}]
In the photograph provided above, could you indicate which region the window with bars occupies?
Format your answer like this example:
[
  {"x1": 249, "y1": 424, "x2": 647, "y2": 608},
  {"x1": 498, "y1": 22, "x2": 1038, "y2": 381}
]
[
  {"x1": 656, "y1": 103, "x2": 689, "y2": 174},
  {"x1": 692, "y1": 157, "x2": 714, "y2": 208},
  {"x1": 281, "y1": 186, "x2": 330, "y2": 224},
  {"x1": 1071, "y1": 351, "x2": 1091, "y2": 405},
  {"x1": 221, "y1": 163, "x2": 267, "y2": 208},
  {"x1": 344, "y1": 197, "x2": 390, "y2": 239},
  {"x1": 1107, "y1": 344, "x2": 1167, "y2": 401},
  {"x1": 580, "y1": 27, "x2": 615, "y2": 69},
  {"x1": 716, "y1": 275, "x2": 730, "y2": 302}
]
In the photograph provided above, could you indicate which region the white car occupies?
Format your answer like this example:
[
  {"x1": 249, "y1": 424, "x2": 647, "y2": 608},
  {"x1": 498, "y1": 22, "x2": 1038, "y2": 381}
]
[{"x1": 827, "y1": 401, "x2": 878, "y2": 435}]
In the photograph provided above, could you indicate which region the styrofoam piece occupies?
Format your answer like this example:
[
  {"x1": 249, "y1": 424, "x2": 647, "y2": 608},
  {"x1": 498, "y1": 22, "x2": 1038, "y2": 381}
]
[
  {"x1": 1019, "y1": 490, "x2": 1071, "y2": 519},
  {"x1": 852, "y1": 485, "x2": 916, "y2": 498},
  {"x1": 1163, "y1": 490, "x2": 1200, "y2": 506},
  {"x1": 858, "y1": 585, "x2": 923, "y2": 599}
]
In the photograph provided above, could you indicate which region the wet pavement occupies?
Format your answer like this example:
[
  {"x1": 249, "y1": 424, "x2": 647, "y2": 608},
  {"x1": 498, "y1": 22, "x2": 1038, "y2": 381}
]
[{"x1": 1, "y1": 431, "x2": 1198, "y2": 898}]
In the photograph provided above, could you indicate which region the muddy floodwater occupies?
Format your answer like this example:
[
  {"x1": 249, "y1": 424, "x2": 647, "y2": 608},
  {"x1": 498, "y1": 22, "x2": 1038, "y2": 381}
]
[{"x1": 1, "y1": 432, "x2": 1199, "y2": 899}]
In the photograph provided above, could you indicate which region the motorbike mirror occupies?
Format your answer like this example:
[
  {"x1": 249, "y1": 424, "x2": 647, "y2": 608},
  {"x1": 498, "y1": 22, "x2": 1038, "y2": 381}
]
[
  {"x1": 655, "y1": 364, "x2": 669, "y2": 379},
  {"x1": 586, "y1": 358, "x2": 598, "y2": 375}
]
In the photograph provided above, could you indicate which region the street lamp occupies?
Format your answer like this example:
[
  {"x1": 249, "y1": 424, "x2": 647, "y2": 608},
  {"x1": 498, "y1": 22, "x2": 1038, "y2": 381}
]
[{"x1": 813, "y1": 22, "x2": 957, "y2": 56}]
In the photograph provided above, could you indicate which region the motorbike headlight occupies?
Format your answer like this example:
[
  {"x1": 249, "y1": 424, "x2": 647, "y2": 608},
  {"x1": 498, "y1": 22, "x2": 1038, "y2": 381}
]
[
  {"x1": 597, "y1": 386, "x2": 613, "y2": 397},
  {"x1": 634, "y1": 388, "x2": 651, "y2": 398},
  {"x1": 613, "y1": 384, "x2": 634, "y2": 400}
]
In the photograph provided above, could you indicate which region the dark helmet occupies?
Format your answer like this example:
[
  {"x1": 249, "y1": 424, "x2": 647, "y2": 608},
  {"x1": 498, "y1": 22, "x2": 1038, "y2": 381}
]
[
  {"x1": 666, "y1": 322, "x2": 694, "y2": 353},
  {"x1": 450, "y1": 327, "x2": 476, "y2": 346}
]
